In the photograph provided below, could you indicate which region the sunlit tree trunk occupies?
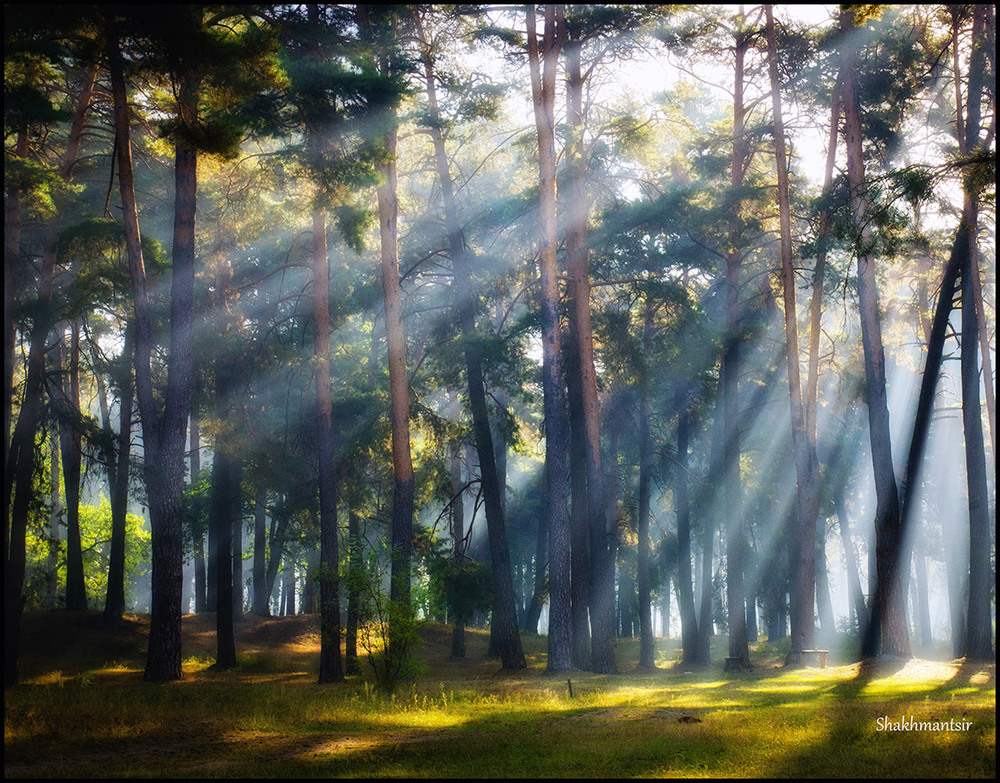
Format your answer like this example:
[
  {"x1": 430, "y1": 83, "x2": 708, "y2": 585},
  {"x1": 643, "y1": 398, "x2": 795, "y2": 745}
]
[
  {"x1": 564, "y1": 28, "x2": 616, "y2": 675},
  {"x1": 839, "y1": 9, "x2": 909, "y2": 659},
  {"x1": 766, "y1": 5, "x2": 820, "y2": 661},
  {"x1": 527, "y1": 3, "x2": 573, "y2": 672},
  {"x1": 190, "y1": 417, "x2": 207, "y2": 613},
  {"x1": 676, "y1": 391, "x2": 699, "y2": 664},
  {"x1": 377, "y1": 116, "x2": 415, "y2": 618},
  {"x1": 723, "y1": 8, "x2": 750, "y2": 671},
  {"x1": 959, "y1": 5, "x2": 993, "y2": 664},
  {"x1": 312, "y1": 208, "x2": 343, "y2": 683}
]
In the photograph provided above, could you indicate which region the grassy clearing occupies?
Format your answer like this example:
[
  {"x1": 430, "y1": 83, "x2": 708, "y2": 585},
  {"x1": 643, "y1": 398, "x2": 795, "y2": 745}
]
[{"x1": 4, "y1": 611, "x2": 995, "y2": 778}]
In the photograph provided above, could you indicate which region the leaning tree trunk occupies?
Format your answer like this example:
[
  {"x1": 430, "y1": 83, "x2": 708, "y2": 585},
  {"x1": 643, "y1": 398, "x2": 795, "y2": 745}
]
[
  {"x1": 418, "y1": 19, "x2": 525, "y2": 668},
  {"x1": 839, "y1": 9, "x2": 909, "y2": 659}
]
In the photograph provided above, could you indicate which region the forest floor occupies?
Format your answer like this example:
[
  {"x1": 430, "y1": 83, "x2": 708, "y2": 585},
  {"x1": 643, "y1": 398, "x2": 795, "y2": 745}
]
[{"x1": 4, "y1": 610, "x2": 995, "y2": 778}]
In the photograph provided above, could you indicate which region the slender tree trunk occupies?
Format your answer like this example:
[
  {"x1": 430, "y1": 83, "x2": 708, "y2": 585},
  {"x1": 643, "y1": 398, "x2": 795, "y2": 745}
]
[
  {"x1": 418, "y1": 21, "x2": 525, "y2": 669},
  {"x1": 637, "y1": 306, "x2": 655, "y2": 668},
  {"x1": 839, "y1": 9, "x2": 909, "y2": 659},
  {"x1": 723, "y1": 10, "x2": 750, "y2": 671},
  {"x1": 59, "y1": 321, "x2": 86, "y2": 611},
  {"x1": 564, "y1": 32, "x2": 615, "y2": 676},
  {"x1": 252, "y1": 484, "x2": 269, "y2": 616},
  {"x1": 104, "y1": 321, "x2": 134, "y2": 622},
  {"x1": 448, "y1": 422, "x2": 467, "y2": 658},
  {"x1": 959, "y1": 5, "x2": 993, "y2": 664},
  {"x1": 210, "y1": 441, "x2": 238, "y2": 668},
  {"x1": 346, "y1": 509, "x2": 362, "y2": 673},
  {"x1": 766, "y1": 5, "x2": 820, "y2": 661},
  {"x1": 313, "y1": 208, "x2": 343, "y2": 683},
  {"x1": 191, "y1": 417, "x2": 207, "y2": 613},
  {"x1": 675, "y1": 392, "x2": 699, "y2": 664},
  {"x1": 264, "y1": 509, "x2": 289, "y2": 609},
  {"x1": 815, "y1": 516, "x2": 835, "y2": 637},
  {"x1": 47, "y1": 430, "x2": 61, "y2": 608},
  {"x1": 526, "y1": 3, "x2": 573, "y2": 672},
  {"x1": 913, "y1": 534, "x2": 932, "y2": 651}
]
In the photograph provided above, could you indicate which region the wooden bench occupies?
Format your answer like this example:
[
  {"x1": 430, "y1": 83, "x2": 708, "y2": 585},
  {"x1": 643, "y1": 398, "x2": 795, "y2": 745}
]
[{"x1": 800, "y1": 649, "x2": 829, "y2": 668}]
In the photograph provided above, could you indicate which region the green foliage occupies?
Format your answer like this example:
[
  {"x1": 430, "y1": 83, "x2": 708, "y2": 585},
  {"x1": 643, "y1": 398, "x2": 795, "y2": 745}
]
[
  {"x1": 346, "y1": 548, "x2": 427, "y2": 694},
  {"x1": 427, "y1": 554, "x2": 493, "y2": 625},
  {"x1": 25, "y1": 498, "x2": 151, "y2": 610}
]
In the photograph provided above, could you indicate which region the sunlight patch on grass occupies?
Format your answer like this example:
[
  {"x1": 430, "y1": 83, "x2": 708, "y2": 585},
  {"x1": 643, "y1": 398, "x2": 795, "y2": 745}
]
[{"x1": 26, "y1": 670, "x2": 70, "y2": 686}]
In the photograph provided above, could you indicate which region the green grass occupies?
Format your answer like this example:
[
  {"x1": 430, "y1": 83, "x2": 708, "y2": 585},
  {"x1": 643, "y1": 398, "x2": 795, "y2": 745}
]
[{"x1": 4, "y1": 611, "x2": 995, "y2": 778}]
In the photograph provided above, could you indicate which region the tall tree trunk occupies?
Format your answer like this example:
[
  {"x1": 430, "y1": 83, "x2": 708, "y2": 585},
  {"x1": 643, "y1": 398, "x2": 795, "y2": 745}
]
[
  {"x1": 47, "y1": 430, "x2": 61, "y2": 608},
  {"x1": 723, "y1": 9, "x2": 750, "y2": 671},
  {"x1": 210, "y1": 440, "x2": 238, "y2": 668},
  {"x1": 839, "y1": 9, "x2": 909, "y2": 659},
  {"x1": 346, "y1": 508, "x2": 362, "y2": 673},
  {"x1": 104, "y1": 321, "x2": 134, "y2": 622},
  {"x1": 637, "y1": 305, "x2": 655, "y2": 668},
  {"x1": 913, "y1": 534, "x2": 932, "y2": 652},
  {"x1": 59, "y1": 321, "x2": 86, "y2": 611},
  {"x1": 313, "y1": 208, "x2": 343, "y2": 683},
  {"x1": 447, "y1": 412, "x2": 467, "y2": 658},
  {"x1": 191, "y1": 417, "x2": 207, "y2": 613},
  {"x1": 564, "y1": 31, "x2": 615, "y2": 676},
  {"x1": 363, "y1": 15, "x2": 415, "y2": 624},
  {"x1": 526, "y1": 3, "x2": 573, "y2": 672},
  {"x1": 251, "y1": 484, "x2": 269, "y2": 616},
  {"x1": 766, "y1": 5, "x2": 820, "y2": 661},
  {"x1": 418, "y1": 17, "x2": 525, "y2": 668},
  {"x1": 959, "y1": 5, "x2": 993, "y2": 664},
  {"x1": 675, "y1": 391, "x2": 699, "y2": 664},
  {"x1": 110, "y1": 33, "x2": 198, "y2": 679}
]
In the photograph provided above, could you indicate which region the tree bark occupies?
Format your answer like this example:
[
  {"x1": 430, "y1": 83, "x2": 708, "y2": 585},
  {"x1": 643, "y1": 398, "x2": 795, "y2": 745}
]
[
  {"x1": 563, "y1": 29, "x2": 616, "y2": 675},
  {"x1": 252, "y1": 484, "x2": 269, "y2": 616},
  {"x1": 191, "y1": 417, "x2": 207, "y2": 613},
  {"x1": 766, "y1": 5, "x2": 820, "y2": 661},
  {"x1": 675, "y1": 391, "x2": 699, "y2": 664},
  {"x1": 723, "y1": 9, "x2": 750, "y2": 671},
  {"x1": 346, "y1": 508, "x2": 362, "y2": 673},
  {"x1": 637, "y1": 305, "x2": 655, "y2": 668},
  {"x1": 526, "y1": 4, "x2": 573, "y2": 672},
  {"x1": 104, "y1": 321, "x2": 134, "y2": 622},
  {"x1": 959, "y1": 4, "x2": 993, "y2": 664},
  {"x1": 54, "y1": 322, "x2": 86, "y2": 611},
  {"x1": 839, "y1": 9, "x2": 909, "y2": 659},
  {"x1": 313, "y1": 208, "x2": 343, "y2": 683}
]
